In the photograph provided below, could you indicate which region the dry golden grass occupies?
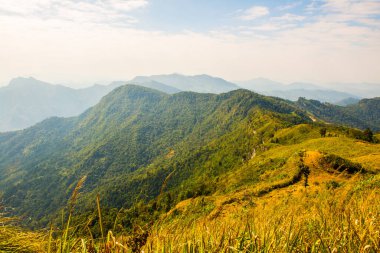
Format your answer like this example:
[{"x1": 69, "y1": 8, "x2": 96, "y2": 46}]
[
  {"x1": 142, "y1": 149, "x2": 380, "y2": 253},
  {"x1": 144, "y1": 176, "x2": 380, "y2": 253},
  {"x1": 3, "y1": 133, "x2": 380, "y2": 252},
  {"x1": 0, "y1": 217, "x2": 46, "y2": 253},
  {"x1": 352, "y1": 153, "x2": 380, "y2": 172}
]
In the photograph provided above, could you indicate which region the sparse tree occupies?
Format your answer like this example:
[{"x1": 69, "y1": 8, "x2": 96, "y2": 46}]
[
  {"x1": 319, "y1": 128, "x2": 327, "y2": 137},
  {"x1": 363, "y1": 128, "x2": 373, "y2": 142},
  {"x1": 303, "y1": 165, "x2": 310, "y2": 188}
]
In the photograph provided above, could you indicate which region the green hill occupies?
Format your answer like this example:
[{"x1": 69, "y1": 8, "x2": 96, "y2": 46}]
[
  {"x1": 0, "y1": 85, "x2": 310, "y2": 226},
  {"x1": 0, "y1": 85, "x2": 379, "y2": 252},
  {"x1": 296, "y1": 97, "x2": 380, "y2": 131}
]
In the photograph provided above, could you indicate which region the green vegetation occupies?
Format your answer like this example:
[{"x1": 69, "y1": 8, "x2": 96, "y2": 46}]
[
  {"x1": 0, "y1": 85, "x2": 379, "y2": 252},
  {"x1": 0, "y1": 216, "x2": 45, "y2": 252},
  {"x1": 0, "y1": 86, "x2": 310, "y2": 227},
  {"x1": 297, "y1": 97, "x2": 380, "y2": 131},
  {"x1": 146, "y1": 178, "x2": 380, "y2": 252}
]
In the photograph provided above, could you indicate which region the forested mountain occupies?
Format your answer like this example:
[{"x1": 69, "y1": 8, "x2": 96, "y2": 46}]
[
  {"x1": 296, "y1": 97, "x2": 380, "y2": 131},
  {"x1": 1, "y1": 85, "x2": 379, "y2": 252},
  {"x1": 0, "y1": 85, "x2": 310, "y2": 226},
  {"x1": 0, "y1": 74, "x2": 236, "y2": 132},
  {"x1": 2, "y1": 75, "x2": 376, "y2": 134},
  {"x1": 335, "y1": 97, "x2": 360, "y2": 106}
]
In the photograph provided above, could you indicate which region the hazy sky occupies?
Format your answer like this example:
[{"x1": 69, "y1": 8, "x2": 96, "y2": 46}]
[{"x1": 0, "y1": 0, "x2": 380, "y2": 87}]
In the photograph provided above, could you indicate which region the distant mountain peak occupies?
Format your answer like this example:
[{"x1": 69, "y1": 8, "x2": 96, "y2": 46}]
[
  {"x1": 129, "y1": 73, "x2": 239, "y2": 94},
  {"x1": 9, "y1": 76, "x2": 45, "y2": 87}
]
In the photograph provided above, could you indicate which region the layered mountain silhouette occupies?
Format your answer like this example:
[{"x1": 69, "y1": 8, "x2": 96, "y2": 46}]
[
  {"x1": 128, "y1": 73, "x2": 239, "y2": 93},
  {"x1": 237, "y1": 78, "x2": 362, "y2": 104},
  {"x1": 297, "y1": 97, "x2": 380, "y2": 131},
  {"x1": 0, "y1": 85, "x2": 311, "y2": 224},
  {"x1": 0, "y1": 74, "x2": 239, "y2": 132},
  {"x1": 1, "y1": 75, "x2": 379, "y2": 133},
  {"x1": 0, "y1": 77, "x2": 121, "y2": 132},
  {"x1": 0, "y1": 84, "x2": 379, "y2": 229}
]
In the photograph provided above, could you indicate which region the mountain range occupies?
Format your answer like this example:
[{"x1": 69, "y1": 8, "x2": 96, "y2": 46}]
[
  {"x1": 297, "y1": 97, "x2": 380, "y2": 131},
  {"x1": 0, "y1": 74, "x2": 239, "y2": 132},
  {"x1": 0, "y1": 84, "x2": 379, "y2": 222},
  {"x1": 0, "y1": 77, "x2": 121, "y2": 132},
  {"x1": 128, "y1": 73, "x2": 239, "y2": 93},
  {"x1": 236, "y1": 78, "x2": 365, "y2": 104},
  {"x1": 0, "y1": 85, "x2": 309, "y2": 225},
  {"x1": 1, "y1": 75, "x2": 379, "y2": 133},
  {"x1": 0, "y1": 83, "x2": 379, "y2": 252}
]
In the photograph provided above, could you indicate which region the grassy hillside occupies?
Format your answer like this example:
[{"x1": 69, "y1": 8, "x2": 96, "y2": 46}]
[
  {"x1": 142, "y1": 134, "x2": 380, "y2": 252},
  {"x1": 0, "y1": 85, "x2": 310, "y2": 227},
  {"x1": 0, "y1": 85, "x2": 379, "y2": 252},
  {"x1": 1, "y1": 124, "x2": 379, "y2": 253}
]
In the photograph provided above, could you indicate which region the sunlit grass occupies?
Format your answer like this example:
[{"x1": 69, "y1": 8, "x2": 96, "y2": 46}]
[
  {"x1": 2, "y1": 174, "x2": 379, "y2": 253},
  {"x1": 1, "y1": 130, "x2": 379, "y2": 253},
  {"x1": 0, "y1": 217, "x2": 46, "y2": 253},
  {"x1": 145, "y1": 176, "x2": 380, "y2": 253}
]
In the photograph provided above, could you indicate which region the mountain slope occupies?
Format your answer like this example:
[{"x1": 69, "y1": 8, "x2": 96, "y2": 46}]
[
  {"x1": 145, "y1": 135, "x2": 380, "y2": 252},
  {"x1": 0, "y1": 74, "x2": 240, "y2": 132},
  {"x1": 3, "y1": 124, "x2": 379, "y2": 252},
  {"x1": 0, "y1": 85, "x2": 310, "y2": 226},
  {"x1": 296, "y1": 97, "x2": 380, "y2": 131},
  {"x1": 0, "y1": 85, "x2": 379, "y2": 253}
]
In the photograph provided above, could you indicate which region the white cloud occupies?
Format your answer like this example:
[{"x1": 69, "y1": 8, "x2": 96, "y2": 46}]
[
  {"x1": 0, "y1": 0, "x2": 379, "y2": 87},
  {"x1": 248, "y1": 23, "x2": 297, "y2": 32},
  {"x1": 323, "y1": 0, "x2": 380, "y2": 16},
  {"x1": 273, "y1": 13, "x2": 306, "y2": 22},
  {"x1": 240, "y1": 6, "x2": 269, "y2": 20},
  {"x1": 1, "y1": 10, "x2": 379, "y2": 86},
  {"x1": 239, "y1": 13, "x2": 305, "y2": 33},
  {"x1": 108, "y1": 0, "x2": 148, "y2": 11},
  {"x1": 305, "y1": 0, "x2": 320, "y2": 14},
  {"x1": 314, "y1": 0, "x2": 380, "y2": 27},
  {"x1": 0, "y1": 0, "x2": 147, "y2": 25},
  {"x1": 278, "y1": 1, "x2": 302, "y2": 11}
]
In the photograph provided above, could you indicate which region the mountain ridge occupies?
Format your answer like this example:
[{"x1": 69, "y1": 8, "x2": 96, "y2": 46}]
[
  {"x1": 0, "y1": 84, "x2": 311, "y2": 226},
  {"x1": 296, "y1": 97, "x2": 380, "y2": 131},
  {"x1": 0, "y1": 84, "x2": 379, "y2": 253},
  {"x1": 0, "y1": 77, "x2": 120, "y2": 132},
  {"x1": 2, "y1": 75, "x2": 379, "y2": 133},
  {"x1": 236, "y1": 78, "x2": 362, "y2": 103},
  {"x1": 129, "y1": 73, "x2": 240, "y2": 93}
]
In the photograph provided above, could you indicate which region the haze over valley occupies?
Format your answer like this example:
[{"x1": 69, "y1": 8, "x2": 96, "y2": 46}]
[{"x1": 2, "y1": 74, "x2": 379, "y2": 132}]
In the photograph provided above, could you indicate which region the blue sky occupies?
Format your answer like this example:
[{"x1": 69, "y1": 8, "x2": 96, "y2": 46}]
[
  {"x1": 136, "y1": 0, "x2": 309, "y2": 32},
  {"x1": 0, "y1": 0, "x2": 379, "y2": 87}
]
